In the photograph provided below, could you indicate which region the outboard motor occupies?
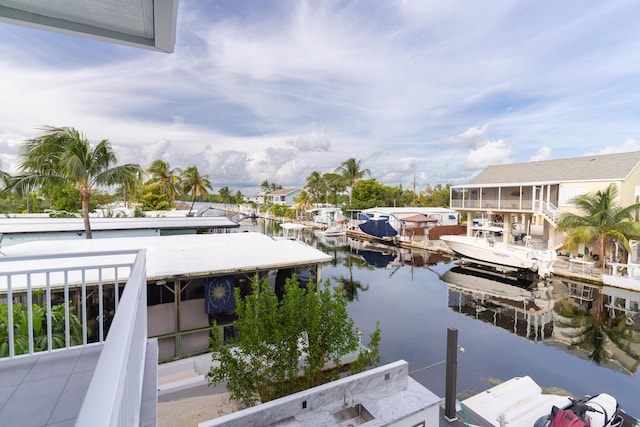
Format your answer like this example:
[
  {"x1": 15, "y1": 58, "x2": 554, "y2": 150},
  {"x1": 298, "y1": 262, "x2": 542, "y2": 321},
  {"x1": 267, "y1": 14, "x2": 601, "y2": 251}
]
[{"x1": 534, "y1": 394, "x2": 623, "y2": 427}]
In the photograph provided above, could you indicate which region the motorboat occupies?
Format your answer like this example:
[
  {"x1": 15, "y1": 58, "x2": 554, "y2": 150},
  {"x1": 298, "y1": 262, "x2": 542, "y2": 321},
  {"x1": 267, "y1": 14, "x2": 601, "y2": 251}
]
[
  {"x1": 440, "y1": 225, "x2": 557, "y2": 278},
  {"x1": 462, "y1": 376, "x2": 635, "y2": 427},
  {"x1": 534, "y1": 394, "x2": 623, "y2": 427}
]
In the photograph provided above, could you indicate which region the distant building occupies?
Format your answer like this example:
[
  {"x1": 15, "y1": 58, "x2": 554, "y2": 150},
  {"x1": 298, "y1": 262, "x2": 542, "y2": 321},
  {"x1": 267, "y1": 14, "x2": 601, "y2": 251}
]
[
  {"x1": 266, "y1": 188, "x2": 303, "y2": 206},
  {"x1": 450, "y1": 151, "x2": 640, "y2": 252}
]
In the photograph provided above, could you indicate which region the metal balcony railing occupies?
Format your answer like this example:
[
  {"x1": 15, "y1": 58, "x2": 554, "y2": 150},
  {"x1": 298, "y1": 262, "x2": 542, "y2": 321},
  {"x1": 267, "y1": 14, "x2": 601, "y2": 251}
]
[
  {"x1": 450, "y1": 198, "x2": 535, "y2": 210},
  {"x1": 0, "y1": 249, "x2": 148, "y2": 427}
]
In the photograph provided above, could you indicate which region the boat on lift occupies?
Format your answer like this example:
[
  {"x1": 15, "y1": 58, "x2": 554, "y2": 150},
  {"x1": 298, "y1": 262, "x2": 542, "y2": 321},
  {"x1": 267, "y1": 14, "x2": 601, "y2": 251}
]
[{"x1": 440, "y1": 225, "x2": 557, "y2": 278}]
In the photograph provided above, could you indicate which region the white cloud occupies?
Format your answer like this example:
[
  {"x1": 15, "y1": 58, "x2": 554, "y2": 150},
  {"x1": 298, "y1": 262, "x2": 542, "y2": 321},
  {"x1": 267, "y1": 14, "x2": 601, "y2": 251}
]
[
  {"x1": 464, "y1": 140, "x2": 514, "y2": 170},
  {"x1": 593, "y1": 138, "x2": 640, "y2": 155},
  {"x1": 530, "y1": 146, "x2": 552, "y2": 161},
  {"x1": 444, "y1": 124, "x2": 489, "y2": 147},
  {"x1": 286, "y1": 131, "x2": 332, "y2": 152},
  {"x1": 2, "y1": 2, "x2": 640, "y2": 192}
]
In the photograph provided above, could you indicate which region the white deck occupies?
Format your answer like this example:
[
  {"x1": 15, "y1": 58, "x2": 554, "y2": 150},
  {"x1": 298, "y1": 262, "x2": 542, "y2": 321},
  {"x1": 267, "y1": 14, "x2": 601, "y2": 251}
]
[{"x1": 0, "y1": 340, "x2": 158, "y2": 427}]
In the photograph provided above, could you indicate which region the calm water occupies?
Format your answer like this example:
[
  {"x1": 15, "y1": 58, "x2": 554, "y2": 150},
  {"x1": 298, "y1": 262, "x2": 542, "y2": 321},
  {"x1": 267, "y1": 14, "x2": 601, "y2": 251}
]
[{"x1": 229, "y1": 215, "x2": 640, "y2": 415}]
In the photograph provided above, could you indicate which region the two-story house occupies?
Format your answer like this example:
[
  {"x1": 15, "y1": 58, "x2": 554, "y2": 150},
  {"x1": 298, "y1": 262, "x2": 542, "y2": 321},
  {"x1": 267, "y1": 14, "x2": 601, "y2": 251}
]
[
  {"x1": 266, "y1": 188, "x2": 303, "y2": 206},
  {"x1": 450, "y1": 151, "x2": 640, "y2": 253}
]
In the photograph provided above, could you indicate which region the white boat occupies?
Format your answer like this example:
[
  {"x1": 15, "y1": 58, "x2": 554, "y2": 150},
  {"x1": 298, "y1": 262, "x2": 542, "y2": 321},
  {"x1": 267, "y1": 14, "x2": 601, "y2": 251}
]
[{"x1": 440, "y1": 225, "x2": 557, "y2": 278}]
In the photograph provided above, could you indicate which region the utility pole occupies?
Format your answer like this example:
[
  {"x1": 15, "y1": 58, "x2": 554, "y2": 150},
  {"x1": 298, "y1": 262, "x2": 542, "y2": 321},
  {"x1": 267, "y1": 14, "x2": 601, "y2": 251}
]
[{"x1": 413, "y1": 176, "x2": 417, "y2": 206}]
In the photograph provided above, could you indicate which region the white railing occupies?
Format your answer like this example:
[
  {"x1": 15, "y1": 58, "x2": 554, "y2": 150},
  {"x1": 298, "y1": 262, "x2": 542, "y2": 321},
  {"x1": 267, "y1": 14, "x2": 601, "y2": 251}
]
[
  {"x1": 76, "y1": 249, "x2": 147, "y2": 427},
  {"x1": 0, "y1": 250, "x2": 138, "y2": 358},
  {"x1": 540, "y1": 201, "x2": 560, "y2": 224},
  {"x1": 450, "y1": 198, "x2": 535, "y2": 210},
  {"x1": 0, "y1": 249, "x2": 148, "y2": 426}
]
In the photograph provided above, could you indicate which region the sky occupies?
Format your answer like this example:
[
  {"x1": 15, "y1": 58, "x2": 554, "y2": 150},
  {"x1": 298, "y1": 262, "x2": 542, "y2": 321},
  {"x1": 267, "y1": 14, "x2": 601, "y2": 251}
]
[{"x1": 1, "y1": 1, "x2": 640, "y2": 195}]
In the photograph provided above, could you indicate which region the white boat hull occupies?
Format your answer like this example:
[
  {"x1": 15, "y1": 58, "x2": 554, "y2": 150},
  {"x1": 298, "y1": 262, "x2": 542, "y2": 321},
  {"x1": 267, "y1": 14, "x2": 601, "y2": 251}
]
[{"x1": 440, "y1": 235, "x2": 556, "y2": 277}]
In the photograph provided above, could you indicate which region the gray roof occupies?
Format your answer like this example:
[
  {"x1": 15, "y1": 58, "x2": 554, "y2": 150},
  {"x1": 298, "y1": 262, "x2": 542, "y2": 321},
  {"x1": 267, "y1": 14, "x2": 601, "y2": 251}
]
[
  {"x1": 468, "y1": 151, "x2": 640, "y2": 185},
  {"x1": 268, "y1": 188, "x2": 300, "y2": 195}
]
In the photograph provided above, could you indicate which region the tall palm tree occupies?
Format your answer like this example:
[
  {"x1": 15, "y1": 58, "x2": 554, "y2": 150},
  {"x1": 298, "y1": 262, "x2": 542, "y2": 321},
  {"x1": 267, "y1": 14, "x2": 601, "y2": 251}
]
[
  {"x1": 335, "y1": 157, "x2": 370, "y2": 206},
  {"x1": 218, "y1": 186, "x2": 232, "y2": 206},
  {"x1": 11, "y1": 126, "x2": 142, "y2": 238},
  {"x1": 146, "y1": 159, "x2": 181, "y2": 202},
  {"x1": 305, "y1": 171, "x2": 323, "y2": 206},
  {"x1": 181, "y1": 165, "x2": 212, "y2": 216},
  {"x1": 234, "y1": 190, "x2": 243, "y2": 204},
  {"x1": 260, "y1": 180, "x2": 282, "y2": 204},
  {"x1": 322, "y1": 172, "x2": 346, "y2": 206},
  {"x1": 558, "y1": 183, "x2": 640, "y2": 273},
  {"x1": 293, "y1": 189, "x2": 313, "y2": 219}
]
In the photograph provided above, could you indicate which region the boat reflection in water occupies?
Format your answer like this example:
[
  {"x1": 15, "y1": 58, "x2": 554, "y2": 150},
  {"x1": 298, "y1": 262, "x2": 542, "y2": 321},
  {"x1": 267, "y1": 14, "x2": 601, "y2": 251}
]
[{"x1": 441, "y1": 264, "x2": 556, "y2": 341}]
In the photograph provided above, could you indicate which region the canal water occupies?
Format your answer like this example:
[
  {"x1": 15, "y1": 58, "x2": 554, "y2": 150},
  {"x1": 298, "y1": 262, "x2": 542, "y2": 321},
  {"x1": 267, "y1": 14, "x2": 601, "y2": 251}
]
[{"x1": 227, "y1": 214, "x2": 640, "y2": 415}]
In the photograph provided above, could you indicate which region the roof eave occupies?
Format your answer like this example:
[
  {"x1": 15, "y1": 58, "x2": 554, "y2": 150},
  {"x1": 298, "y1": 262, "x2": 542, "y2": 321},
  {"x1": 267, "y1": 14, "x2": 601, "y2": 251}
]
[{"x1": 0, "y1": 0, "x2": 178, "y2": 53}]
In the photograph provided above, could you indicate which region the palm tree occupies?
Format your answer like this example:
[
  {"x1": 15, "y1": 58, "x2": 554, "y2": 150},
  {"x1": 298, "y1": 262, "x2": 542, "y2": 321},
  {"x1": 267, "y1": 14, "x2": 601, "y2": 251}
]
[
  {"x1": 335, "y1": 157, "x2": 370, "y2": 206},
  {"x1": 305, "y1": 171, "x2": 323, "y2": 206},
  {"x1": 260, "y1": 180, "x2": 282, "y2": 204},
  {"x1": 11, "y1": 126, "x2": 142, "y2": 238},
  {"x1": 181, "y1": 165, "x2": 212, "y2": 216},
  {"x1": 293, "y1": 190, "x2": 313, "y2": 219},
  {"x1": 146, "y1": 159, "x2": 181, "y2": 202},
  {"x1": 322, "y1": 172, "x2": 346, "y2": 206},
  {"x1": 234, "y1": 190, "x2": 243, "y2": 204},
  {"x1": 218, "y1": 186, "x2": 232, "y2": 207},
  {"x1": 558, "y1": 184, "x2": 640, "y2": 273}
]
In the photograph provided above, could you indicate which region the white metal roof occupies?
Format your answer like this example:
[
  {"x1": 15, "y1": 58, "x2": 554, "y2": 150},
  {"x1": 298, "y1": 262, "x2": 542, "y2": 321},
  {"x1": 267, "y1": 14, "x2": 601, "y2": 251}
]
[
  {"x1": 0, "y1": 0, "x2": 178, "y2": 52},
  {"x1": 0, "y1": 216, "x2": 238, "y2": 234},
  {"x1": 0, "y1": 233, "x2": 332, "y2": 291}
]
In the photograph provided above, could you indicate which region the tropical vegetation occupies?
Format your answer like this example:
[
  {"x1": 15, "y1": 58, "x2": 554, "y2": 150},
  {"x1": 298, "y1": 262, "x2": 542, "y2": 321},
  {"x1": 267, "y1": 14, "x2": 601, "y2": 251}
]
[
  {"x1": 0, "y1": 301, "x2": 84, "y2": 358},
  {"x1": 8, "y1": 126, "x2": 142, "y2": 238},
  {"x1": 0, "y1": 132, "x2": 452, "y2": 219},
  {"x1": 207, "y1": 275, "x2": 381, "y2": 407},
  {"x1": 180, "y1": 165, "x2": 213, "y2": 216},
  {"x1": 558, "y1": 183, "x2": 640, "y2": 272},
  {"x1": 335, "y1": 157, "x2": 371, "y2": 206}
]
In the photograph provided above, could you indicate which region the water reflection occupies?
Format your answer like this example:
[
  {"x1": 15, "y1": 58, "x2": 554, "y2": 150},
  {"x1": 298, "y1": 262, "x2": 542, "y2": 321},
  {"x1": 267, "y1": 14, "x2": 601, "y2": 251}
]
[
  {"x1": 441, "y1": 266, "x2": 555, "y2": 342},
  {"x1": 552, "y1": 281, "x2": 640, "y2": 375},
  {"x1": 232, "y1": 218, "x2": 640, "y2": 414}
]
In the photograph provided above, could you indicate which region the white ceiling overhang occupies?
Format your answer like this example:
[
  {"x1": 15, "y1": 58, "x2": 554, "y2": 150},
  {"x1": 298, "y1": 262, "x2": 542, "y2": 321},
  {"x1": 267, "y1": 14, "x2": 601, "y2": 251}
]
[{"x1": 0, "y1": 0, "x2": 178, "y2": 53}]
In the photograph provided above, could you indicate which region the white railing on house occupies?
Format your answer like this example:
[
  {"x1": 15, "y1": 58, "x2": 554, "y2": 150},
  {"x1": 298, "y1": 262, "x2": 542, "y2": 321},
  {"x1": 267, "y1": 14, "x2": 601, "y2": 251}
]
[
  {"x1": 76, "y1": 249, "x2": 148, "y2": 427},
  {"x1": 535, "y1": 201, "x2": 560, "y2": 224},
  {"x1": 0, "y1": 249, "x2": 148, "y2": 427},
  {"x1": 0, "y1": 250, "x2": 140, "y2": 357}
]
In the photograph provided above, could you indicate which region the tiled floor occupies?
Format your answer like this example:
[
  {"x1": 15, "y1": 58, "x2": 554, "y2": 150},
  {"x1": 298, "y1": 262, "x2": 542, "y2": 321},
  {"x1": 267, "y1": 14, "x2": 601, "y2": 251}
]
[{"x1": 0, "y1": 341, "x2": 157, "y2": 427}]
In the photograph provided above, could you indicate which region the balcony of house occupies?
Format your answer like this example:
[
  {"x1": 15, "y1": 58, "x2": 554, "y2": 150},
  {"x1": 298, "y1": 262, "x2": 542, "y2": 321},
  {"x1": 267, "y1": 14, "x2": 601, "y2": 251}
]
[
  {"x1": 450, "y1": 184, "x2": 560, "y2": 215},
  {"x1": 0, "y1": 249, "x2": 155, "y2": 427}
]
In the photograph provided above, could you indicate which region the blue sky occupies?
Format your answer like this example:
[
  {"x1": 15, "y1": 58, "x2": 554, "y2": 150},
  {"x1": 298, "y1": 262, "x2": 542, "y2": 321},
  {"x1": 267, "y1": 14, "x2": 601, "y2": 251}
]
[{"x1": 1, "y1": 1, "x2": 640, "y2": 195}]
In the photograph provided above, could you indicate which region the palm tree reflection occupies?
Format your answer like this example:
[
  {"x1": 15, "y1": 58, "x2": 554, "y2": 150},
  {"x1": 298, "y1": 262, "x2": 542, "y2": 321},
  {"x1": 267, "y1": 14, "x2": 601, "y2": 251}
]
[{"x1": 554, "y1": 289, "x2": 640, "y2": 372}]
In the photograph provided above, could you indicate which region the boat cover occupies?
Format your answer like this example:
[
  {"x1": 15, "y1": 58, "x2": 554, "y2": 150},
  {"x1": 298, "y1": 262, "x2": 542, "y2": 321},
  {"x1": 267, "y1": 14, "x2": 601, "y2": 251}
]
[{"x1": 359, "y1": 219, "x2": 398, "y2": 238}]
